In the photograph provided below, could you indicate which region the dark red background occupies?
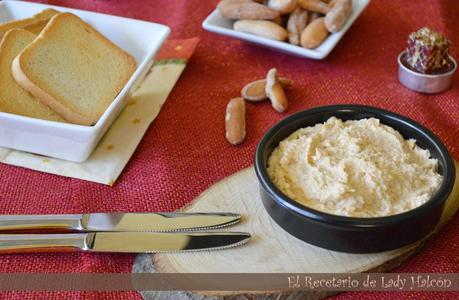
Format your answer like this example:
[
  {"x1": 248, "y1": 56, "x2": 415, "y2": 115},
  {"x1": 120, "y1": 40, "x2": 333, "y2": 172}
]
[{"x1": 1, "y1": 0, "x2": 458, "y2": 299}]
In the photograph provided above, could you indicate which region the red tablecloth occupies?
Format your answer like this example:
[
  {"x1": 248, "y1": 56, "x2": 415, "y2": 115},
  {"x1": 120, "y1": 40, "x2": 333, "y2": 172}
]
[{"x1": 1, "y1": 0, "x2": 458, "y2": 299}]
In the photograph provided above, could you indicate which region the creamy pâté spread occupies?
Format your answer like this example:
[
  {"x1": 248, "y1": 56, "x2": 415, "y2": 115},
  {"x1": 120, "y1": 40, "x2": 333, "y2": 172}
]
[{"x1": 267, "y1": 117, "x2": 442, "y2": 217}]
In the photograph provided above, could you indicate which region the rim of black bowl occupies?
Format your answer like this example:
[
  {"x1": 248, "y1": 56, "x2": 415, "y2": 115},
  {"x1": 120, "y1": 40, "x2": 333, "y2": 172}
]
[{"x1": 254, "y1": 104, "x2": 456, "y2": 228}]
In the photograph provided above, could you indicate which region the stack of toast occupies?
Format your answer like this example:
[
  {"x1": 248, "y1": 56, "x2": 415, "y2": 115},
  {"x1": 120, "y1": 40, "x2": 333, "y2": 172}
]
[{"x1": 0, "y1": 9, "x2": 137, "y2": 125}]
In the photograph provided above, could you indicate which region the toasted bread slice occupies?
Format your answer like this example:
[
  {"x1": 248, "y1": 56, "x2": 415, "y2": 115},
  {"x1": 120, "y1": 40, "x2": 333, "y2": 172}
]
[
  {"x1": 0, "y1": 29, "x2": 64, "y2": 122},
  {"x1": 12, "y1": 12, "x2": 137, "y2": 125},
  {"x1": 0, "y1": 9, "x2": 59, "y2": 38}
]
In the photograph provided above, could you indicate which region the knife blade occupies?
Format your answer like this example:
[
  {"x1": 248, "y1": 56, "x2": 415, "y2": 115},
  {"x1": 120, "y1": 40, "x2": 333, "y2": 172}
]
[
  {"x1": 0, "y1": 213, "x2": 241, "y2": 232},
  {"x1": 0, "y1": 232, "x2": 251, "y2": 253}
]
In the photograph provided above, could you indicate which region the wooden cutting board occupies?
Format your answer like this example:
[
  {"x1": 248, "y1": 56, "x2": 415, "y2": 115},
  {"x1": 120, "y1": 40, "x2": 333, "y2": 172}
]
[{"x1": 135, "y1": 162, "x2": 459, "y2": 299}]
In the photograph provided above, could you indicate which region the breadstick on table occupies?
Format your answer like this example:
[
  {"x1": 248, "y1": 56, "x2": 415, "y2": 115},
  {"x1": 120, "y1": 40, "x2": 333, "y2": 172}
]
[
  {"x1": 266, "y1": 68, "x2": 288, "y2": 113},
  {"x1": 225, "y1": 97, "x2": 246, "y2": 145},
  {"x1": 241, "y1": 77, "x2": 292, "y2": 102}
]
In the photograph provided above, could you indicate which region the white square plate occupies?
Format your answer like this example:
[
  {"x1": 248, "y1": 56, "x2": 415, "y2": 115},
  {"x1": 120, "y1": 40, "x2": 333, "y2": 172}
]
[
  {"x1": 0, "y1": 0, "x2": 170, "y2": 162},
  {"x1": 202, "y1": 0, "x2": 369, "y2": 59}
]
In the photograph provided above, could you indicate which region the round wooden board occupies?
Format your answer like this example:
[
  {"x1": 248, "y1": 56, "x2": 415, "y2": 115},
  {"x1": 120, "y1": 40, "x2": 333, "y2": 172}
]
[{"x1": 134, "y1": 163, "x2": 459, "y2": 300}]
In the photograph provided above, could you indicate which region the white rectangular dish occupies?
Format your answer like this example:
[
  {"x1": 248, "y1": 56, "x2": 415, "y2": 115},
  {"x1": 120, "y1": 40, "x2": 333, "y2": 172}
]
[
  {"x1": 0, "y1": 0, "x2": 170, "y2": 162},
  {"x1": 202, "y1": 0, "x2": 369, "y2": 59}
]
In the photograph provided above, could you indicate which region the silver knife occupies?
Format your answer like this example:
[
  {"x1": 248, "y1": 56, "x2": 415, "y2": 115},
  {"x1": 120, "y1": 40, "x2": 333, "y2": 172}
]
[
  {"x1": 0, "y1": 231, "x2": 251, "y2": 253},
  {"x1": 0, "y1": 213, "x2": 241, "y2": 232}
]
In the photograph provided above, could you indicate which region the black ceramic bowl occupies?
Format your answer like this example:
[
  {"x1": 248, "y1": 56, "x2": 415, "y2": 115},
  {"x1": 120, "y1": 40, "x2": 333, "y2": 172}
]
[{"x1": 255, "y1": 105, "x2": 455, "y2": 253}]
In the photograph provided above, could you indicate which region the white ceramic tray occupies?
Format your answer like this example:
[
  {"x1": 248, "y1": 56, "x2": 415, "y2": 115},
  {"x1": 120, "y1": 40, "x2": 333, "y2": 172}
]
[
  {"x1": 202, "y1": 0, "x2": 369, "y2": 59},
  {"x1": 0, "y1": 0, "x2": 170, "y2": 162}
]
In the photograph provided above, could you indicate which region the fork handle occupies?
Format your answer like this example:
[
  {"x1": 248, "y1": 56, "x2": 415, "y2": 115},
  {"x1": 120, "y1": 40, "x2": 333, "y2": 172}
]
[{"x1": 0, "y1": 214, "x2": 83, "y2": 232}]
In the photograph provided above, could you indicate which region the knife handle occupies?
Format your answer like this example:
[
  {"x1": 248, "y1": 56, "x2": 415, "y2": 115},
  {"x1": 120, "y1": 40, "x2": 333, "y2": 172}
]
[
  {"x1": 0, "y1": 233, "x2": 87, "y2": 253},
  {"x1": 0, "y1": 214, "x2": 83, "y2": 232}
]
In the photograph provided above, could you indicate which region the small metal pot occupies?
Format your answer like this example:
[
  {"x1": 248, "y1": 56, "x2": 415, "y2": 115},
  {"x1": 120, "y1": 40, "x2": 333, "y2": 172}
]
[
  {"x1": 254, "y1": 105, "x2": 456, "y2": 253},
  {"x1": 398, "y1": 51, "x2": 457, "y2": 94}
]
